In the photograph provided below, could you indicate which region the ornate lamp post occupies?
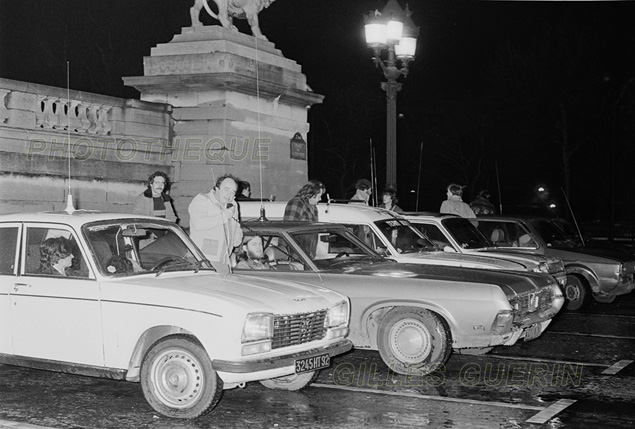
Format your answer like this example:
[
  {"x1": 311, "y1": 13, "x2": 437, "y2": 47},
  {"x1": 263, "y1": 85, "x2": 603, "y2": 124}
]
[{"x1": 365, "y1": 0, "x2": 419, "y2": 188}]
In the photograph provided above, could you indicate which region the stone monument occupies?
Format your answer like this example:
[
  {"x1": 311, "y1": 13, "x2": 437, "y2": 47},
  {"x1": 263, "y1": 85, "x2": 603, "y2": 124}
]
[{"x1": 124, "y1": 7, "x2": 323, "y2": 227}]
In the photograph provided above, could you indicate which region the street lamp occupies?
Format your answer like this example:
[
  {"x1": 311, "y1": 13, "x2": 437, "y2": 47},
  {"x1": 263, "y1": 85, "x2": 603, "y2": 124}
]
[{"x1": 365, "y1": 0, "x2": 419, "y2": 188}]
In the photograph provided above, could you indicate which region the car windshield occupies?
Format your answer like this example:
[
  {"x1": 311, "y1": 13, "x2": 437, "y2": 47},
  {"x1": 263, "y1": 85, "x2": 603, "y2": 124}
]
[
  {"x1": 375, "y1": 219, "x2": 437, "y2": 254},
  {"x1": 288, "y1": 229, "x2": 384, "y2": 270},
  {"x1": 530, "y1": 219, "x2": 577, "y2": 247},
  {"x1": 83, "y1": 221, "x2": 212, "y2": 276},
  {"x1": 476, "y1": 220, "x2": 539, "y2": 249},
  {"x1": 441, "y1": 218, "x2": 492, "y2": 249}
]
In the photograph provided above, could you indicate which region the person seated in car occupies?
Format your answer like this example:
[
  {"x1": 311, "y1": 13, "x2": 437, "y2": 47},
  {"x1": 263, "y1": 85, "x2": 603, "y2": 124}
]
[
  {"x1": 39, "y1": 236, "x2": 77, "y2": 276},
  {"x1": 235, "y1": 236, "x2": 273, "y2": 270},
  {"x1": 105, "y1": 255, "x2": 135, "y2": 275}
]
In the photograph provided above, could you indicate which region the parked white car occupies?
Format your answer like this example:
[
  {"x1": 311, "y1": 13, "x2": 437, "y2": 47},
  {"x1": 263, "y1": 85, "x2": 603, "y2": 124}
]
[
  {"x1": 404, "y1": 212, "x2": 566, "y2": 286},
  {"x1": 239, "y1": 201, "x2": 566, "y2": 281},
  {"x1": 0, "y1": 210, "x2": 351, "y2": 419}
]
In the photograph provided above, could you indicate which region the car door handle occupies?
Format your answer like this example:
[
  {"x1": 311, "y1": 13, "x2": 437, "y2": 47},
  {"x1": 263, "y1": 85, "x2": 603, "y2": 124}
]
[{"x1": 14, "y1": 283, "x2": 31, "y2": 292}]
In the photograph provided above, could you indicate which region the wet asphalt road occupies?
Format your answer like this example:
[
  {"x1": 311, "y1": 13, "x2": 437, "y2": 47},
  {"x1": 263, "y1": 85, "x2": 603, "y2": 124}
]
[{"x1": 1, "y1": 294, "x2": 634, "y2": 428}]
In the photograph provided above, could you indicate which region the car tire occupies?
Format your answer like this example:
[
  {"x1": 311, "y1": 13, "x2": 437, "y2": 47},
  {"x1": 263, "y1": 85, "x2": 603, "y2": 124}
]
[
  {"x1": 141, "y1": 336, "x2": 223, "y2": 419},
  {"x1": 564, "y1": 275, "x2": 591, "y2": 311},
  {"x1": 259, "y1": 371, "x2": 319, "y2": 391},
  {"x1": 593, "y1": 294, "x2": 617, "y2": 304},
  {"x1": 377, "y1": 307, "x2": 451, "y2": 376}
]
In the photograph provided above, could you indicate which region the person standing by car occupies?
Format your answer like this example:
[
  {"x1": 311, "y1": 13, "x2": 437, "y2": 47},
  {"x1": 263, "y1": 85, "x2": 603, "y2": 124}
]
[
  {"x1": 283, "y1": 180, "x2": 325, "y2": 222},
  {"x1": 350, "y1": 179, "x2": 372, "y2": 205},
  {"x1": 379, "y1": 187, "x2": 402, "y2": 212},
  {"x1": 236, "y1": 180, "x2": 253, "y2": 201},
  {"x1": 132, "y1": 171, "x2": 177, "y2": 222},
  {"x1": 440, "y1": 184, "x2": 476, "y2": 219},
  {"x1": 470, "y1": 189, "x2": 496, "y2": 215},
  {"x1": 189, "y1": 174, "x2": 243, "y2": 274}
]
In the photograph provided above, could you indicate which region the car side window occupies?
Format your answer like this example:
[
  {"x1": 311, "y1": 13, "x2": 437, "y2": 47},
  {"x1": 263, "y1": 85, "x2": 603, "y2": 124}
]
[
  {"x1": 342, "y1": 224, "x2": 387, "y2": 255},
  {"x1": 414, "y1": 224, "x2": 450, "y2": 249},
  {"x1": 25, "y1": 227, "x2": 89, "y2": 278},
  {"x1": 0, "y1": 226, "x2": 19, "y2": 275}
]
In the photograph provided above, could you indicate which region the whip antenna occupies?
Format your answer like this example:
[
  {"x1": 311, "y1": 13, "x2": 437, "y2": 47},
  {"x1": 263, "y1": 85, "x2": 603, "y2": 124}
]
[
  {"x1": 495, "y1": 161, "x2": 502, "y2": 214},
  {"x1": 562, "y1": 187, "x2": 585, "y2": 246},
  {"x1": 255, "y1": 36, "x2": 268, "y2": 221},
  {"x1": 64, "y1": 61, "x2": 75, "y2": 213}
]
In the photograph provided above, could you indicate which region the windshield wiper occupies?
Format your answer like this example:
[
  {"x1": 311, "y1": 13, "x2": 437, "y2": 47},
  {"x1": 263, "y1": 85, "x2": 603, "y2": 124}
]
[{"x1": 156, "y1": 259, "x2": 201, "y2": 277}]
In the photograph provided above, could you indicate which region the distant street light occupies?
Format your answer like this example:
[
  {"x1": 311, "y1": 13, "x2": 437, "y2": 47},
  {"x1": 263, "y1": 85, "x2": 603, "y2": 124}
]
[{"x1": 365, "y1": 0, "x2": 419, "y2": 188}]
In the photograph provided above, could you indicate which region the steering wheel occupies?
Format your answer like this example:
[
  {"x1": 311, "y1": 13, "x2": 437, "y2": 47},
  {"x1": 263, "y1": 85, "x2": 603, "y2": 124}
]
[
  {"x1": 335, "y1": 252, "x2": 350, "y2": 258},
  {"x1": 150, "y1": 257, "x2": 182, "y2": 271}
]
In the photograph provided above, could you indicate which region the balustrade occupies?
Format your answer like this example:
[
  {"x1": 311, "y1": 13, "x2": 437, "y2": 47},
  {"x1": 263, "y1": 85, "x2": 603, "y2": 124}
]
[{"x1": 35, "y1": 95, "x2": 112, "y2": 135}]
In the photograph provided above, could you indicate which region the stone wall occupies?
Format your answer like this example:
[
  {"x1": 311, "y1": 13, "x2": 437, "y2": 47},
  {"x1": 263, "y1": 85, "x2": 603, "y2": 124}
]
[{"x1": 0, "y1": 78, "x2": 173, "y2": 215}]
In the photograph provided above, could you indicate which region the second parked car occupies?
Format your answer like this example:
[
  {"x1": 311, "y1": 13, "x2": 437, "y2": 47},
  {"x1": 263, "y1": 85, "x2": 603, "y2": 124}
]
[{"x1": 236, "y1": 220, "x2": 565, "y2": 374}]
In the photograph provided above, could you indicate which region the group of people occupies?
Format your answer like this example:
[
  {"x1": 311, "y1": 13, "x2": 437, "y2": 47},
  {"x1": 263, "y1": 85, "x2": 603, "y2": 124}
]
[{"x1": 125, "y1": 170, "x2": 495, "y2": 274}]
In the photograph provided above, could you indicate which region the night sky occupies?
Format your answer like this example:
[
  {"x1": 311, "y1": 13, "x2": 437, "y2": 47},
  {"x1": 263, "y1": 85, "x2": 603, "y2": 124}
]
[{"x1": 1, "y1": 0, "x2": 634, "y2": 219}]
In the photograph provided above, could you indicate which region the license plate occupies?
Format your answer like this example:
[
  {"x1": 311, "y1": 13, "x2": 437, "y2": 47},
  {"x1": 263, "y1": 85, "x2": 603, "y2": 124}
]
[
  {"x1": 524, "y1": 323, "x2": 542, "y2": 342},
  {"x1": 295, "y1": 353, "x2": 330, "y2": 374}
]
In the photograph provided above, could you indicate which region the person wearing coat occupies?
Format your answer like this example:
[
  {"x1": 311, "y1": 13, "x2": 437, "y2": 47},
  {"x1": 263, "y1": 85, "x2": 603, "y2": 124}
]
[{"x1": 133, "y1": 171, "x2": 177, "y2": 222}]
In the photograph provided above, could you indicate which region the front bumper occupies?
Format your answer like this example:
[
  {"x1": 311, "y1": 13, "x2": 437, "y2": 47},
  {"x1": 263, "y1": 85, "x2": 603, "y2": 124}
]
[{"x1": 212, "y1": 339, "x2": 352, "y2": 374}]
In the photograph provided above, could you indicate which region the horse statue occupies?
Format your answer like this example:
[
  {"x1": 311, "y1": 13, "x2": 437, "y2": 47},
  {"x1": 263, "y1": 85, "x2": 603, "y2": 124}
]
[{"x1": 190, "y1": 0, "x2": 276, "y2": 41}]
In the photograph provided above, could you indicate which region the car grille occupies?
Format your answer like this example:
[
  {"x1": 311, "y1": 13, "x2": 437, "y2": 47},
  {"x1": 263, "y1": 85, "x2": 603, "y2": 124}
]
[
  {"x1": 272, "y1": 310, "x2": 327, "y2": 349},
  {"x1": 510, "y1": 288, "x2": 553, "y2": 315}
]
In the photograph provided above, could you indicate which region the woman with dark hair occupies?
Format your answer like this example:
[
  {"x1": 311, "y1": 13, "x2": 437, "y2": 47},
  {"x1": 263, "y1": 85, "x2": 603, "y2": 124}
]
[
  {"x1": 133, "y1": 171, "x2": 177, "y2": 222},
  {"x1": 39, "y1": 236, "x2": 75, "y2": 276},
  {"x1": 283, "y1": 180, "x2": 325, "y2": 221},
  {"x1": 379, "y1": 188, "x2": 402, "y2": 212}
]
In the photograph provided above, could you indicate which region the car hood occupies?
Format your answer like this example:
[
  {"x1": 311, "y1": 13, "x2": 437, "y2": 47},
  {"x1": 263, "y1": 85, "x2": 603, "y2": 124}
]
[
  {"x1": 471, "y1": 249, "x2": 559, "y2": 269},
  {"x1": 101, "y1": 271, "x2": 343, "y2": 315},
  {"x1": 330, "y1": 259, "x2": 553, "y2": 298},
  {"x1": 399, "y1": 250, "x2": 528, "y2": 271},
  {"x1": 558, "y1": 244, "x2": 635, "y2": 262}
]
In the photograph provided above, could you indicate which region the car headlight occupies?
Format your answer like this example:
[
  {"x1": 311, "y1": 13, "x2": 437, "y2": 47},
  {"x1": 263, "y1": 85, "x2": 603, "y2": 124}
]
[
  {"x1": 242, "y1": 312, "x2": 273, "y2": 343},
  {"x1": 325, "y1": 300, "x2": 349, "y2": 328},
  {"x1": 491, "y1": 310, "x2": 513, "y2": 335},
  {"x1": 533, "y1": 261, "x2": 549, "y2": 274}
]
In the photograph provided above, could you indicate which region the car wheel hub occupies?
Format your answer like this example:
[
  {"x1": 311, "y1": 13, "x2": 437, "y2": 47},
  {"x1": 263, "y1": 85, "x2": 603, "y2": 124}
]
[
  {"x1": 153, "y1": 350, "x2": 203, "y2": 407},
  {"x1": 565, "y1": 284, "x2": 580, "y2": 301},
  {"x1": 390, "y1": 319, "x2": 432, "y2": 363}
]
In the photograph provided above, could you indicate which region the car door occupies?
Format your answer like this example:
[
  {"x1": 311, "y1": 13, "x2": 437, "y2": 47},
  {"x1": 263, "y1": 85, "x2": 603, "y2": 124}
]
[
  {"x1": 12, "y1": 224, "x2": 104, "y2": 366},
  {"x1": 0, "y1": 223, "x2": 21, "y2": 354}
]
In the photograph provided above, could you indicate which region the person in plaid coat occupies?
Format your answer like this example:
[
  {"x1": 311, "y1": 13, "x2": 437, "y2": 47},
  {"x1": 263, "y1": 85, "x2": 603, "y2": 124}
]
[{"x1": 283, "y1": 180, "x2": 325, "y2": 222}]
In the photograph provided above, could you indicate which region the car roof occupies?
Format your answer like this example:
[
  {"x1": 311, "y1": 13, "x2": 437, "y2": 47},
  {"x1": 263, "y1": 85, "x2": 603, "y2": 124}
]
[
  {"x1": 402, "y1": 212, "x2": 460, "y2": 220},
  {"x1": 242, "y1": 219, "x2": 349, "y2": 233},
  {"x1": 0, "y1": 210, "x2": 162, "y2": 228},
  {"x1": 238, "y1": 200, "x2": 407, "y2": 223},
  {"x1": 476, "y1": 214, "x2": 555, "y2": 222}
]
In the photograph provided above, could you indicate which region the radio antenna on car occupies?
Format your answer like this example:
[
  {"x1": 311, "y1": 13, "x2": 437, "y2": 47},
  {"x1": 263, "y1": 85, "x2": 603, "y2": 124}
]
[
  {"x1": 64, "y1": 61, "x2": 75, "y2": 214},
  {"x1": 562, "y1": 187, "x2": 585, "y2": 246}
]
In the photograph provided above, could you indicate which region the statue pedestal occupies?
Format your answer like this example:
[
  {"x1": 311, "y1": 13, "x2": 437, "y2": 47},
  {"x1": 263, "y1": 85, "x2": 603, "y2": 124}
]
[{"x1": 124, "y1": 26, "x2": 323, "y2": 227}]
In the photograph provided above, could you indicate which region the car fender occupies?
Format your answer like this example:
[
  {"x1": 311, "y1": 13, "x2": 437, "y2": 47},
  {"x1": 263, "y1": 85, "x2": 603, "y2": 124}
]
[
  {"x1": 125, "y1": 325, "x2": 197, "y2": 382},
  {"x1": 565, "y1": 263, "x2": 601, "y2": 293},
  {"x1": 355, "y1": 299, "x2": 457, "y2": 351}
]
